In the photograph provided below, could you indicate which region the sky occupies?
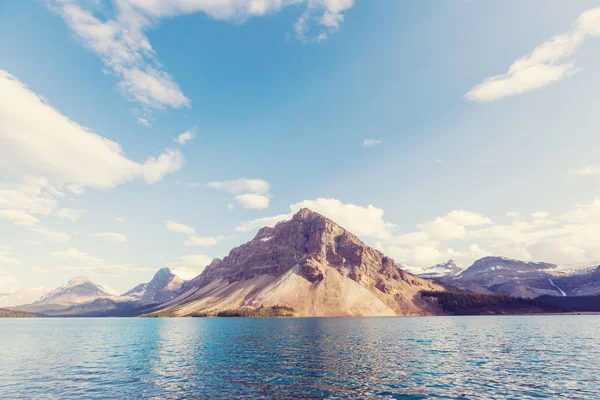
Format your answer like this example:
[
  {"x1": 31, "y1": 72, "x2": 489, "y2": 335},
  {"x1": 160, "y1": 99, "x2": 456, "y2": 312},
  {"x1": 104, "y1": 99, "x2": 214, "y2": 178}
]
[{"x1": 1, "y1": 0, "x2": 600, "y2": 295}]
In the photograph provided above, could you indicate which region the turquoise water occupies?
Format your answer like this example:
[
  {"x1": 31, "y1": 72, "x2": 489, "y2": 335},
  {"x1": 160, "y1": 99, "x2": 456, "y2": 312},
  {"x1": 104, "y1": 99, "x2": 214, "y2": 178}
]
[{"x1": 1, "y1": 316, "x2": 599, "y2": 399}]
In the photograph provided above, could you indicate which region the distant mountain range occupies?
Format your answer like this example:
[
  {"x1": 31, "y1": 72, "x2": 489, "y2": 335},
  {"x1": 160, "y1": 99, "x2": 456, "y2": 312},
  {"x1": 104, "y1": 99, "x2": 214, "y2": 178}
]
[
  {"x1": 410, "y1": 256, "x2": 600, "y2": 298},
  {"x1": 13, "y1": 268, "x2": 187, "y2": 316},
  {"x1": 7, "y1": 209, "x2": 600, "y2": 317}
]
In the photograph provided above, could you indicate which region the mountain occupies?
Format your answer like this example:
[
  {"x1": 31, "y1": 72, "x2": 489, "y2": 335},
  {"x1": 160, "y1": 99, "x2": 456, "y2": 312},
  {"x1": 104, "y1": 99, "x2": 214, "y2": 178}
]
[
  {"x1": 0, "y1": 287, "x2": 48, "y2": 308},
  {"x1": 406, "y1": 260, "x2": 462, "y2": 278},
  {"x1": 122, "y1": 267, "x2": 184, "y2": 305},
  {"x1": 457, "y1": 257, "x2": 556, "y2": 280},
  {"x1": 150, "y1": 208, "x2": 443, "y2": 317},
  {"x1": 13, "y1": 277, "x2": 117, "y2": 315},
  {"x1": 438, "y1": 256, "x2": 600, "y2": 298}
]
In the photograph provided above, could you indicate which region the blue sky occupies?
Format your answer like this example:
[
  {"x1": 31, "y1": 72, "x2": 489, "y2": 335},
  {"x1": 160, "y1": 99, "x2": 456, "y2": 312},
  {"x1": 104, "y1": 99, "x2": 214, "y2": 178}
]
[{"x1": 1, "y1": 0, "x2": 600, "y2": 294}]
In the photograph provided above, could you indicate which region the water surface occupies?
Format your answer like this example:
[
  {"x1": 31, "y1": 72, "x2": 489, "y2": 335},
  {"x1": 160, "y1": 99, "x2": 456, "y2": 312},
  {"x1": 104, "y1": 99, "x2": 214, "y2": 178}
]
[{"x1": 1, "y1": 316, "x2": 599, "y2": 399}]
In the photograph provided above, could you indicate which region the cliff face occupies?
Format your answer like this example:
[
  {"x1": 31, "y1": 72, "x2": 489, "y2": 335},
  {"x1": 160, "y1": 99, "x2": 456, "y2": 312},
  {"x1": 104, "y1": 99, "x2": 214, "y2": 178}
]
[{"x1": 154, "y1": 208, "x2": 443, "y2": 317}]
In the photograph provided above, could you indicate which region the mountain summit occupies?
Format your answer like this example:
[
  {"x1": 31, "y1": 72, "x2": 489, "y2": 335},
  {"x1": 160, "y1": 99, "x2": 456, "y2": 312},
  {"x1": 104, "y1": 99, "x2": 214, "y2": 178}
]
[
  {"x1": 153, "y1": 208, "x2": 442, "y2": 317},
  {"x1": 406, "y1": 260, "x2": 462, "y2": 278},
  {"x1": 123, "y1": 267, "x2": 184, "y2": 305}
]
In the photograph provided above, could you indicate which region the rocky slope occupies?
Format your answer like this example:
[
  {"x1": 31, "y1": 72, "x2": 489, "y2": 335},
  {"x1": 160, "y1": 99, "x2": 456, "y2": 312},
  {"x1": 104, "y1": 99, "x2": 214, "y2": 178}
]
[
  {"x1": 122, "y1": 267, "x2": 184, "y2": 305},
  {"x1": 152, "y1": 208, "x2": 443, "y2": 317}
]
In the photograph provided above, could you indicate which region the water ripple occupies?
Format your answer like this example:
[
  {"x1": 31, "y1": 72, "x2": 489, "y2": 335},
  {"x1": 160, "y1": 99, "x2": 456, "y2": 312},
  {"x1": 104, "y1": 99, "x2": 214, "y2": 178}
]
[{"x1": 1, "y1": 316, "x2": 600, "y2": 399}]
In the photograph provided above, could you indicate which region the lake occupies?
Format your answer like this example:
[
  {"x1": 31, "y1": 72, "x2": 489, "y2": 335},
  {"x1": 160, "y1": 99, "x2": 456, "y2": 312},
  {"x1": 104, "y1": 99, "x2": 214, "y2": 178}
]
[{"x1": 1, "y1": 316, "x2": 599, "y2": 399}]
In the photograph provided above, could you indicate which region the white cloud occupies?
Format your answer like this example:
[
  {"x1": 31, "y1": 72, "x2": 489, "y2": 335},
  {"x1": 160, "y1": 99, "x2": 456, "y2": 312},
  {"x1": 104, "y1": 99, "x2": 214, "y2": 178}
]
[
  {"x1": 506, "y1": 211, "x2": 519, "y2": 217},
  {"x1": 532, "y1": 211, "x2": 549, "y2": 219},
  {"x1": 0, "y1": 209, "x2": 39, "y2": 226},
  {"x1": 184, "y1": 235, "x2": 233, "y2": 247},
  {"x1": 185, "y1": 236, "x2": 217, "y2": 247},
  {"x1": 168, "y1": 254, "x2": 214, "y2": 280},
  {"x1": 28, "y1": 226, "x2": 71, "y2": 243},
  {"x1": 0, "y1": 182, "x2": 57, "y2": 217},
  {"x1": 33, "y1": 263, "x2": 154, "y2": 278},
  {"x1": 0, "y1": 69, "x2": 183, "y2": 197},
  {"x1": 362, "y1": 139, "x2": 382, "y2": 147},
  {"x1": 48, "y1": 0, "x2": 354, "y2": 115},
  {"x1": 294, "y1": 0, "x2": 354, "y2": 42},
  {"x1": 50, "y1": 248, "x2": 103, "y2": 265},
  {"x1": 206, "y1": 178, "x2": 271, "y2": 195},
  {"x1": 465, "y1": 7, "x2": 600, "y2": 102},
  {"x1": 0, "y1": 251, "x2": 21, "y2": 265},
  {"x1": 165, "y1": 220, "x2": 195, "y2": 234},
  {"x1": 176, "y1": 127, "x2": 196, "y2": 145},
  {"x1": 0, "y1": 270, "x2": 18, "y2": 293},
  {"x1": 115, "y1": 217, "x2": 126, "y2": 222},
  {"x1": 208, "y1": 178, "x2": 272, "y2": 210},
  {"x1": 416, "y1": 210, "x2": 492, "y2": 241},
  {"x1": 236, "y1": 198, "x2": 396, "y2": 239},
  {"x1": 55, "y1": 208, "x2": 87, "y2": 222},
  {"x1": 91, "y1": 232, "x2": 128, "y2": 243},
  {"x1": 235, "y1": 213, "x2": 292, "y2": 232},
  {"x1": 0, "y1": 70, "x2": 184, "y2": 237},
  {"x1": 570, "y1": 165, "x2": 600, "y2": 176},
  {"x1": 235, "y1": 193, "x2": 270, "y2": 209}
]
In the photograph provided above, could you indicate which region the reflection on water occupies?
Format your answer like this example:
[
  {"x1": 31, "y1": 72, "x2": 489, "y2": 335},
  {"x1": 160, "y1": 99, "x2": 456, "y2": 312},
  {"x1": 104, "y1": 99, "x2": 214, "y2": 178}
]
[{"x1": 1, "y1": 316, "x2": 599, "y2": 399}]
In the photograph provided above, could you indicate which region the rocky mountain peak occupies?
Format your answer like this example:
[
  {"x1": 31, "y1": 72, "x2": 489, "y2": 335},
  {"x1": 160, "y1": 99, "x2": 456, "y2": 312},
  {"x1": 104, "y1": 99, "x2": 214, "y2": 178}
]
[
  {"x1": 152, "y1": 267, "x2": 175, "y2": 282},
  {"x1": 123, "y1": 267, "x2": 184, "y2": 305},
  {"x1": 404, "y1": 259, "x2": 462, "y2": 278},
  {"x1": 155, "y1": 208, "x2": 442, "y2": 317},
  {"x1": 195, "y1": 208, "x2": 419, "y2": 289}
]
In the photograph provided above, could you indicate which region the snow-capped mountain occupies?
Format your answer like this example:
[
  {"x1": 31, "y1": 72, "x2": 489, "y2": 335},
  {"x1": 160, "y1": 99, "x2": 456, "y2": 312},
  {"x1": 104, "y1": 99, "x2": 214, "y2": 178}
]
[
  {"x1": 437, "y1": 257, "x2": 600, "y2": 298},
  {"x1": 122, "y1": 267, "x2": 184, "y2": 305},
  {"x1": 550, "y1": 261, "x2": 600, "y2": 276},
  {"x1": 13, "y1": 277, "x2": 117, "y2": 314},
  {"x1": 403, "y1": 260, "x2": 463, "y2": 278},
  {"x1": 37, "y1": 277, "x2": 115, "y2": 305}
]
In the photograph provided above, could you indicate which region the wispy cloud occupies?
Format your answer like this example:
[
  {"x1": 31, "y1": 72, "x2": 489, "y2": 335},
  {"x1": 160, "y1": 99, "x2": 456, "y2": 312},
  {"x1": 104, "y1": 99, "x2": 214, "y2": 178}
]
[
  {"x1": 176, "y1": 127, "x2": 196, "y2": 145},
  {"x1": 570, "y1": 165, "x2": 600, "y2": 176},
  {"x1": 465, "y1": 7, "x2": 600, "y2": 102},
  {"x1": 206, "y1": 178, "x2": 270, "y2": 194},
  {"x1": 165, "y1": 220, "x2": 195, "y2": 235},
  {"x1": 362, "y1": 139, "x2": 382, "y2": 147},
  {"x1": 47, "y1": 0, "x2": 355, "y2": 120},
  {"x1": 91, "y1": 232, "x2": 128, "y2": 243}
]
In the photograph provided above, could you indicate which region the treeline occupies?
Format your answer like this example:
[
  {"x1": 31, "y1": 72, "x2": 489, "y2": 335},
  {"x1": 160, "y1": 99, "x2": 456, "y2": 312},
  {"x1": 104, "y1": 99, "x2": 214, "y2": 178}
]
[
  {"x1": 0, "y1": 309, "x2": 45, "y2": 318},
  {"x1": 421, "y1": 291, "x2": 566, "y2": 315},
  {"x1": 536, "y1": 295, "x2": 600, "y2": 312},
  {"x1": 191, "y1": 305, "x2": 295, "y2": 318}
]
